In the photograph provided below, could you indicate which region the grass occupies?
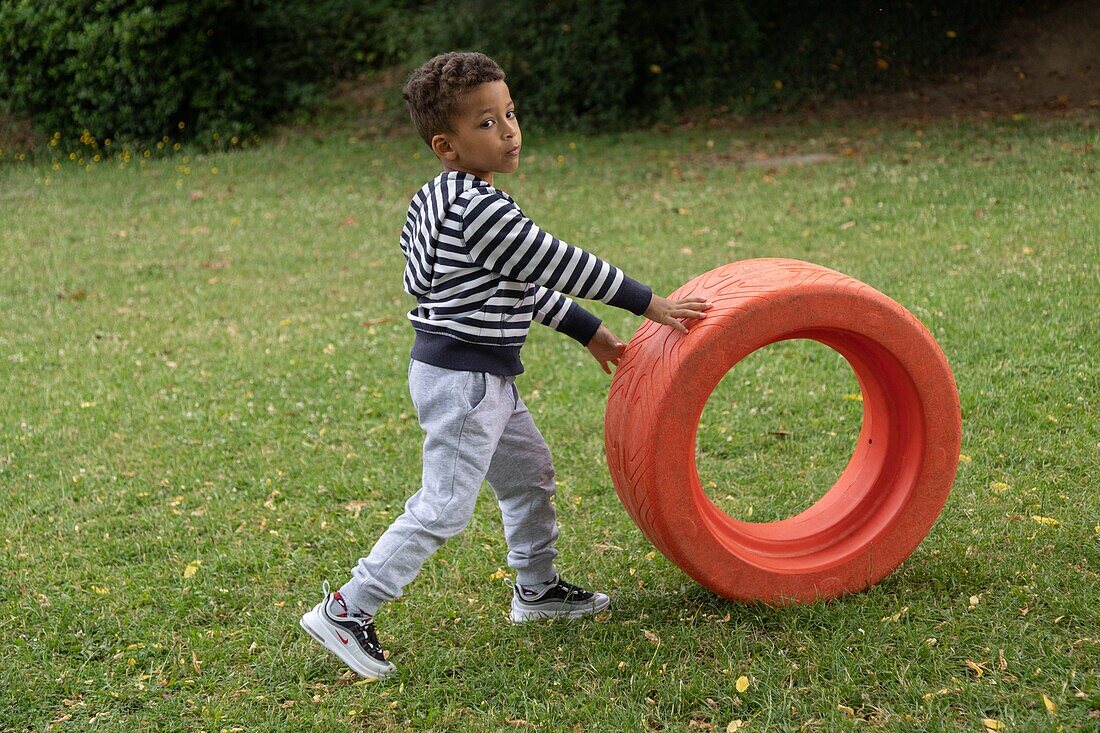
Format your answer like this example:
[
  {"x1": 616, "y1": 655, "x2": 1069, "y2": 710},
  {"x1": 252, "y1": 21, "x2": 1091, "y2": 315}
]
[{"x1": 1, "y1": 112, "x2": 1098, "y2": 732}]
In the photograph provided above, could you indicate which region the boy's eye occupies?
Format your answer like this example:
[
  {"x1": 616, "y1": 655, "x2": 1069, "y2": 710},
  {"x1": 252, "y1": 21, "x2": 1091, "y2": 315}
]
[
  {"x1": 481, "y1": 119, "x2": 494, "y2": 128},
  {"x1": 507, "y1": 109, "x2": 516, "y2": 119}
]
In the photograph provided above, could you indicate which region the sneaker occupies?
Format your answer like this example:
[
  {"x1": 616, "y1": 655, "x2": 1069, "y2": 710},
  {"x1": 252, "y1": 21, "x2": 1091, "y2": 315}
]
[
  {"x1": 510, "y1": 575, "x2": 610, "y2": 623},
  {"x1": 299, "y1": 582, "x2": 396, "y2": 679}
]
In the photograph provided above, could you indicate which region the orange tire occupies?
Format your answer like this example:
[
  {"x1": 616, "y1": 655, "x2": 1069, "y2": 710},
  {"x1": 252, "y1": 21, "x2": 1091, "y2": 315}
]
[{"x1": 605, "y1": 259, "x2": 961, "y2": 604}]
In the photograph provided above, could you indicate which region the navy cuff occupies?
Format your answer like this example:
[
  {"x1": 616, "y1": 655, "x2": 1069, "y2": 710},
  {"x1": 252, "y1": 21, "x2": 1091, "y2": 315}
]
[
  {"x1": 608, "y1": 275, "x2": 652, "y2": 316},
  {"x1": 558, "y1": 301, "x2": 602, "y2": 345}
]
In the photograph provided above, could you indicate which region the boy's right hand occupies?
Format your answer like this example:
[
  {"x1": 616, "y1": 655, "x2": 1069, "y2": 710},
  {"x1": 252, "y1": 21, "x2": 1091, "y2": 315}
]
[{"x1": 643, "y1": 293, "x2": 711, "y2": 334}]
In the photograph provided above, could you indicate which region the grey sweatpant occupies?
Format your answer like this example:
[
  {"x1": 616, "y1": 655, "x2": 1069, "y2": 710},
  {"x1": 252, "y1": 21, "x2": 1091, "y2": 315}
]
[{"x1": 338, "y1": 360, "x2": 560, "y2": 616}]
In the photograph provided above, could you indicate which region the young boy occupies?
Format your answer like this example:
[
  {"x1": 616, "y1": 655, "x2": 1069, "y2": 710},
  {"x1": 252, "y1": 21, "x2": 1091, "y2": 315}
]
[{"x1": 299, "y1": 51, "x2": 710, "y2": 679}]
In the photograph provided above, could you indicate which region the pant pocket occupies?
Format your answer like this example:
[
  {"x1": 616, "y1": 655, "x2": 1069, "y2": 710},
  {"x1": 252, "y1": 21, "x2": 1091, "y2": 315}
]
[{"x1": 462, "y1": 371, "x2": 489, "y2": 413}]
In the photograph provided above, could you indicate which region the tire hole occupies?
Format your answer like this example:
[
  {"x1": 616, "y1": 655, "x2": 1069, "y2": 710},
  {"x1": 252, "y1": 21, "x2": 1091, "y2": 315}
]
[{"x1": 695, "y1": 339, "x2": 862, "y2": 524}]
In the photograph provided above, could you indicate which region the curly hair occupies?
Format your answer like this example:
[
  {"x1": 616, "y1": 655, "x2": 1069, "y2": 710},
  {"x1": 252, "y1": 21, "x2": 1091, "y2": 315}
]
[{"x1": 402, "y1": 52, "x2": 506, "y2": 146}]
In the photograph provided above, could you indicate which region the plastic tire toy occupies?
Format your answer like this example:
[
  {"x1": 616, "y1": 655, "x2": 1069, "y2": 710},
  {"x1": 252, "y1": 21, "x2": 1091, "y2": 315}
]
[{"x1": 605, "y1": 259, "x2": 961, "y2": 604}]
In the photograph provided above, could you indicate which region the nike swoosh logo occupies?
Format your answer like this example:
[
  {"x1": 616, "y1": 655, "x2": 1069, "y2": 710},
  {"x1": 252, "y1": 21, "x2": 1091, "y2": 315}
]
[{"x1": 336, "y1": 631, "x2": 350, "y2": 645}]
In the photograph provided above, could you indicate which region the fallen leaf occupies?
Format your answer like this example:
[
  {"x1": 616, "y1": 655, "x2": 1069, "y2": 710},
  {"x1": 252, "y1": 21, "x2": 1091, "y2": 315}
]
[
  {"x1": 1042, "y1": 693, "x2": 1057, "y2": 715},
  {"x1": 882, "y1": 606, "x2": 909, "y2": 623},
  {"x1": 343, "y1": 500, "x2": 369, "y2": 518},
  {"x1": 488, "y1": 569, "x2": 508, "y2": 581},
  {"x1": 1031, "y1": 515, "x2": 1060, "y2": 526},
  {"x1": 982, "y1": 719, "x2": 1005, "y2": 732},
  {"x1": 191, "y1": 651, "x2": 202, "y2": 675},
  {"x1": 339, "y1": 216, "x2": 358, "y2": 227},
  {"x1": 966, "y1": 659, "x2": 987, "y2": 678},
  {"x1": 837, "y1": 704, "x2": 855, "y2": 717},
  {"x1": 183, "y1": 560, "x2": 202, "y2": 579},
  {"x1": 726, "y1": 722, "x2": 745, "y2": 732},
  {"x1": 990, "y1": 482, "x2": 1010, "y2": 493},
  {"x1": 735, "y1": 675, "x2": 750, "y2": 693},
  {"x1": 643, "y1": 629, "x2": 660, "y2": 645},
  {"x1": 840, "y1": 220, "x2": 856, "y2": 230}
]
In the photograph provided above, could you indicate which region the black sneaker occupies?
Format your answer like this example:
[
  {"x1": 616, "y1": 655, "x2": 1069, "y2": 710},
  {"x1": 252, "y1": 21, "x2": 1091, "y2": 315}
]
[
  {"x1": 510, "y1": 575, "x2": 610, "y2": 623},
  {"x1": 299, "y1": 582, "x2": 396, "y2": 679}
]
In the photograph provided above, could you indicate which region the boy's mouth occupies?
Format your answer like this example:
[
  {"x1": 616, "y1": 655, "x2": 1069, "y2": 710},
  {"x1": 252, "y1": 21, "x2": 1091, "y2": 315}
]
[{"x1": 506, "y1": 146, "x2": 520, "y2": 157}]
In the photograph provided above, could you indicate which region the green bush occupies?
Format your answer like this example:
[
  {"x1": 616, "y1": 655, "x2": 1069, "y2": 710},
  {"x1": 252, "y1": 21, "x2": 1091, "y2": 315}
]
[
  {"x1": 410, "y1": 0, "x2": 763, "y2": 130},
  {"x1": 408, "y1": 0, "x2": 1032, "y2": 130},
  {"x1": 0, "y1": 0, "x2": 402, "y2": 147}
]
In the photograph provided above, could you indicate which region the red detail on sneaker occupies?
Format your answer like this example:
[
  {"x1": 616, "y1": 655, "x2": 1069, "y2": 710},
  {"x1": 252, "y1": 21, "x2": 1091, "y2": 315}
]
[
  {"x1": 336, "y1": 631, "x2": 350, "y2": 645},
  {"x1": 333, "y1": 591, "x2": 349, "y2": 616}
]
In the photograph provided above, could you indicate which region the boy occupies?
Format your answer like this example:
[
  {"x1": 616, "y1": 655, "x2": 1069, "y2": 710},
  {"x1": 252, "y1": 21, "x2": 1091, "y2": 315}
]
[{"x1": 299, "y1": 51, "x2": 710, "y2": 679}]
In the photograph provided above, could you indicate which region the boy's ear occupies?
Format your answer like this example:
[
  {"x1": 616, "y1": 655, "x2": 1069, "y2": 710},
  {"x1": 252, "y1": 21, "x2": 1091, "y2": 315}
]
[{"x1": 431, "y1": 133, "x2": 457, "y2": 161}]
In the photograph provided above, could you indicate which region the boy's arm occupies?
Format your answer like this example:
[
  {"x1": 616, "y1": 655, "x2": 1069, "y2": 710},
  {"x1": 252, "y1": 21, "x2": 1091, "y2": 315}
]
[{"x1": 462, "y1": 192, "x2": 652, "y2": 315}]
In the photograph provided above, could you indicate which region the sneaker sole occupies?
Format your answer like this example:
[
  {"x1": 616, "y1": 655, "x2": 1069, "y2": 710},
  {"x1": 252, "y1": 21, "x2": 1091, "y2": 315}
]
[
  {"x1": 299, "y1": 604, "x2": 396, "y2": 679},
  {"x1": 510, "y1": 595, "x2": 610, "y2": 624}
]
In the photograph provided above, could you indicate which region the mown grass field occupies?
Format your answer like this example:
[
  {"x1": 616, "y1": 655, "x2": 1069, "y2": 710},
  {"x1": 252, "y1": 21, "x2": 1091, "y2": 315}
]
[{"x1": 1, "y1": 113, "x2": 1097, "y2": 732}]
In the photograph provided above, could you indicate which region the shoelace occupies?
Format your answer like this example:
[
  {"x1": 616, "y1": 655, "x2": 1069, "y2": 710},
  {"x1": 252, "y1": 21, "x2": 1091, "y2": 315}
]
[
  {"x1": 346, "y1": 616, "x2": 384, "y2": 655},
  {"x1": 552, "y1": 578, "x2": 592, "y2": 600}
]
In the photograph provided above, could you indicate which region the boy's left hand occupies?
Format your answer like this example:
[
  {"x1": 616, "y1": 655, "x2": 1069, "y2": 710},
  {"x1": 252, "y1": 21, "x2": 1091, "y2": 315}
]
[{"x1": 586, "y1": 324, "x2": 626, "y2": 374}]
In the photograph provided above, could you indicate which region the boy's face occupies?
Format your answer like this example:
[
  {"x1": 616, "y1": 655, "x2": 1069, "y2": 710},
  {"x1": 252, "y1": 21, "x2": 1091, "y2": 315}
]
[{"x1": 432, "y1": 80, "x2": 520, "y2": 185}]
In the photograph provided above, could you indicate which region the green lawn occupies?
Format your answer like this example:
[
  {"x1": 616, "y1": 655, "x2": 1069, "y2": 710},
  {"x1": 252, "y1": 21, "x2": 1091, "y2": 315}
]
[{"x1": 1, "y1": 114, "x2": 1097, "y2": 732}]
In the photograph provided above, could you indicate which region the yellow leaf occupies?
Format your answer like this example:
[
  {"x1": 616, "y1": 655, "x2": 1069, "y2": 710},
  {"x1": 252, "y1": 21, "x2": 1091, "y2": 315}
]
[
  {"x1": 488, "y1": 569, "x2": 507, "y2": 581},
  {"x1": 837, "y1": 704, "x2": 855, "y2": 717},
  {"x1": 1031, "y1": 515, "x2": 1060, "y2": 526},
  {"x1": 1042, "y1": 693, "x2": 1057, "y2": 715},
  {"x1": 990, "y1": 482, "x2": 1010, "y2": 493},
  {"x1": 726, "y1": 722, "x2": 745, "y2": 732},
  {"x1": 843, "y1": 392, "x2": 863, "y2": 401},
  {"x1": 982, "y1": 719, "x2": 1005, "y2": 732},
  {"x1": 966, "y1": 659, "x2": 987, "y2": 678},
  {"x1": 959, "y1": 454, "x2": 972, "y2": 463},
  {"x1": 91, "y1": 585, "x2": 110, "y2": 595},
  {"x1": 183, "y1": 560, "x2": 202, "y2": 579},
  {"x1": 735, "y1": 675, "x2": 750, "y2": 693}
]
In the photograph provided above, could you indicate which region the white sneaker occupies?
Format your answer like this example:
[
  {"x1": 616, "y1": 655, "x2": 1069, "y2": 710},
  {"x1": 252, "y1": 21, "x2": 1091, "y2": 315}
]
[
  {"x1": 510, "y1": 575, "x2": 610, "y2": 623},
  {"x1": 299, "y1": 583, "x2": 396, "y2": 679}
]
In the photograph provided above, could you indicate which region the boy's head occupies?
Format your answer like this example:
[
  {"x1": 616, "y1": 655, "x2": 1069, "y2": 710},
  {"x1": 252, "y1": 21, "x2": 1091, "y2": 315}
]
[
  {"x1": 403, "y1": 52, "x2": 521, "y2": 184},
  {"x1": 403, "y1": 52, "x2": 506, "y2": 147}
]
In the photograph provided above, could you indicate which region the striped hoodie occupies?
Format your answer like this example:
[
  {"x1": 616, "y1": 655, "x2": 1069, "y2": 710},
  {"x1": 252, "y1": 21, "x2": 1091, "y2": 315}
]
[{"x1": 400, "y1": 171, "x2": 652, "y2": 375}]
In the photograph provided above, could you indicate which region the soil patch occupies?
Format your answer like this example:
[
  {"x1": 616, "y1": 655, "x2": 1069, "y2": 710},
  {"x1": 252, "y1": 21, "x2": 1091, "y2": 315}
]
[{"x1": 814, "y1": 0, "x2": 1099, "y2": 121}]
